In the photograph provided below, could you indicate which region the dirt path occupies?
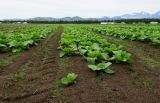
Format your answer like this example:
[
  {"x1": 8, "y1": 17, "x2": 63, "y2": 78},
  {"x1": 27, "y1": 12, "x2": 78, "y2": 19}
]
[
  {"x1": 0, "y1": 26, "x2": 63, "y2": 103},
  {"x1": 0, "y1": 47, "x2": 36, "y2": 76},
  {"x1": 50, "y1": 56, "x2": 110, "y2": 103}
]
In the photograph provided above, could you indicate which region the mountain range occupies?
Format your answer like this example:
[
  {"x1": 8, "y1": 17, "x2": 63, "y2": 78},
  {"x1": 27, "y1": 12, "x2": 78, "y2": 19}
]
[
  {"x1": 3, "y1": 11, "x2": 160, "y2": 21},
  {"x1": 120, "y1": 11, "x2": 160, "y2": 19}
]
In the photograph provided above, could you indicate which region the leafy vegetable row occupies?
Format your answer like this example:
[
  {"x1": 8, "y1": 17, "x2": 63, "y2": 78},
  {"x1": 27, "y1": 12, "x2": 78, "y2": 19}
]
[
  {"x1": 59, "y1": 26, "x2": 131, "y2": 74},
  {"x1": 88, "y1": 24, "x2": 160, "y2": 46},
  {"x1": 0, "y1": 24, "x2": 56, "y2": 53}
]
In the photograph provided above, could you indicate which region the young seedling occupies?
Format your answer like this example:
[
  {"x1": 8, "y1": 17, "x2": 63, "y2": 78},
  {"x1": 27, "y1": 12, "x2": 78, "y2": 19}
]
[{"x1": 61, "y1": 73, "x2": 78, "y2": 86}]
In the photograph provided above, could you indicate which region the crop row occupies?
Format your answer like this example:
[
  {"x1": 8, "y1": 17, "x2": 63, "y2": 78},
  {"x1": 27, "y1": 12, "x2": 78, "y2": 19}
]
[
  {"x1": 0, "y1": 24, "x2": 56, "y2": 53},
  {"x1": 88, "y1": 24, "x2": 160, "y2": 45},
  {"x1": 59, "y1": 26, "x2": 131, "y2": 74}
]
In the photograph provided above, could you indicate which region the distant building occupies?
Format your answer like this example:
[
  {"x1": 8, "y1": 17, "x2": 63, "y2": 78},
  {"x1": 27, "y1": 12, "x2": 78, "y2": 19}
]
[
  {"x1": 121, "y1": 22, "x2": 126, "y2": 24},
  {"x1": 23, "y1": 22, "x2": 28, "y2": 24},
  {"x1": 150, "y1": 22, "x2": 158, "y2": 25},
  {"x1": 100, "y1": 22, "x2": 108, "y2": 24},
  {"x1": 100, "y1": 22, "x2": 116, "y2": 24},
  {"x1": 17, "y1": 22, "x2": 21, "y2": 24}
]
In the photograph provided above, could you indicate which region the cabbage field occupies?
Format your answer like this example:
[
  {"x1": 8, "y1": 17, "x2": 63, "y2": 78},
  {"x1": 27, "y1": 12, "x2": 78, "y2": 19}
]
[
  {"x1": 0, "y1": 24, "x2": 56, "y2": 53},
  {"x1": 89, "y1": 24, "x2": 160, "y2": 45},
  {"x1": 0, "y1": 24, "x2": 160, "y2": 103}
]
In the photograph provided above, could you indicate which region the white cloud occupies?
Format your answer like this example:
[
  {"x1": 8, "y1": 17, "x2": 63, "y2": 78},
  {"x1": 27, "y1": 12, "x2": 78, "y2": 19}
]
[{"x1": 0, "y1": 0, "x2": 160, "y2": 19}]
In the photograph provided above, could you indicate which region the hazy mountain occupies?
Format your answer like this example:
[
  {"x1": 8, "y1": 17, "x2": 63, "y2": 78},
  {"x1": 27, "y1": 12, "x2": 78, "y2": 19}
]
[
  {"x1": 2, "y1": 11, "x2": 160, "y2": 21},
  {"x1": 29, "y1": 16, "x2": 110, "y2": 21},
  {"x1": 111, "y1": 16, "x2": 122, "y2": 20},
  {"x1": 71, "y1": 16, "x2": 84, "y2": 21},
  {"x1": 29, "y1": 17, "x2": 57, "y2": 21},
  {"x1": 28, "y1": 11, "x2": 160, "y2": 21},
  {"x1": 29, "y1": 16, "x2": 83, "y2": 21},
  {"x1": 152, "y1": 11, "x2": 160, "y2": 18},
  {"x1": 3, "y1": 18, "x2": 27, "y2": 21},
  {"x1": 119, "y1": 11, "x2": 160, "y2": 19},
  {"x1": 120, "y1": 11, "x2": 151, "y2": 18},
  {"x1": 97, "y1": 16, "x2": 110, "y2": 21}
]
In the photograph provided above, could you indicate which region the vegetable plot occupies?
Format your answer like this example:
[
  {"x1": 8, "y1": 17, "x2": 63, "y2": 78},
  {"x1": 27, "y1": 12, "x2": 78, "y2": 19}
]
[
  {"x1": 59, "y1": 26, "x2": 131, "y2": 74},
  {"x1": 0, "y1": 24, "x2": 56, "y2": 53},
  {"x1": 89, "y1": 24, "x2": 160, "y2": 46}
]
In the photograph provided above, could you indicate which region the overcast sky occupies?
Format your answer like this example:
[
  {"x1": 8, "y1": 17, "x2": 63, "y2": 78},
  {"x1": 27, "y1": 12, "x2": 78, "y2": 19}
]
[{"x1": 0, "y1": 0, "x2": 160, "y2": 19}]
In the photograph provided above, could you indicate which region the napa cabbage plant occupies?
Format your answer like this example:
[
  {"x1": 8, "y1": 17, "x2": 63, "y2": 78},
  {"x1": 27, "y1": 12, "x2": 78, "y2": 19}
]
[
  {"x1": 113, "y1": 50, "x2": 131, "y2": 63},
  {"x1": 61, "y1": 73, "x2": 78, "y2": 86},
  {"x1": 88, "y1": 62, "x2": 114, "y2": 74}
]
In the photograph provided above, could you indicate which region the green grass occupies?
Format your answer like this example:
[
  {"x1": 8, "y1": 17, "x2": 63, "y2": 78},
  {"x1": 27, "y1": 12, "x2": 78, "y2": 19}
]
[
  {"x1": 11, "y1": 70, "x2": 26, "y2": 81},
  {"x1": 142, "y1": 79, "x2": 154, "y2": 87},
  {"x1": 131, "y1": 69, "x2": 154, "y2": 87}
]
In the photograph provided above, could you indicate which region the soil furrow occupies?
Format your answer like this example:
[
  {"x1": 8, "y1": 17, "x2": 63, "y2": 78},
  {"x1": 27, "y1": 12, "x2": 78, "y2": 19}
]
[{"x1": 0, "y1": 26, "x2": 63, "y2": 103}]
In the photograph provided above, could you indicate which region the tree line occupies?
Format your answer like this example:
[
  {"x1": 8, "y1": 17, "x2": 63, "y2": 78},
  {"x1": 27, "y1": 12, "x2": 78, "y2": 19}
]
[{"x1": 0, "y1": 18, "x2": 160, "y2": 24}]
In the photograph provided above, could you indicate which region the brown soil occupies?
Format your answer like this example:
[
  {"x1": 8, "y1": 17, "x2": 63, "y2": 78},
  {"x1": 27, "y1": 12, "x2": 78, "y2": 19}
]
[
  {"x1": 0, "y1": 26, "x2": 159, "y2": 103},
  {"x1": 46, "y1": 55, "x2": 160, "y2": 103},
  {"x1": 0, "y1": 53, "x2": 10, "y2": 60},
  {"x1": 49, "y1": 56, "x2": 110, "y2": 103},
  {"x1": 0, "y1": 26, "x2": 63, "y2": 103},
  {"x1": 0, "y1": 47, "x2": 36, "y2": 76}
]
